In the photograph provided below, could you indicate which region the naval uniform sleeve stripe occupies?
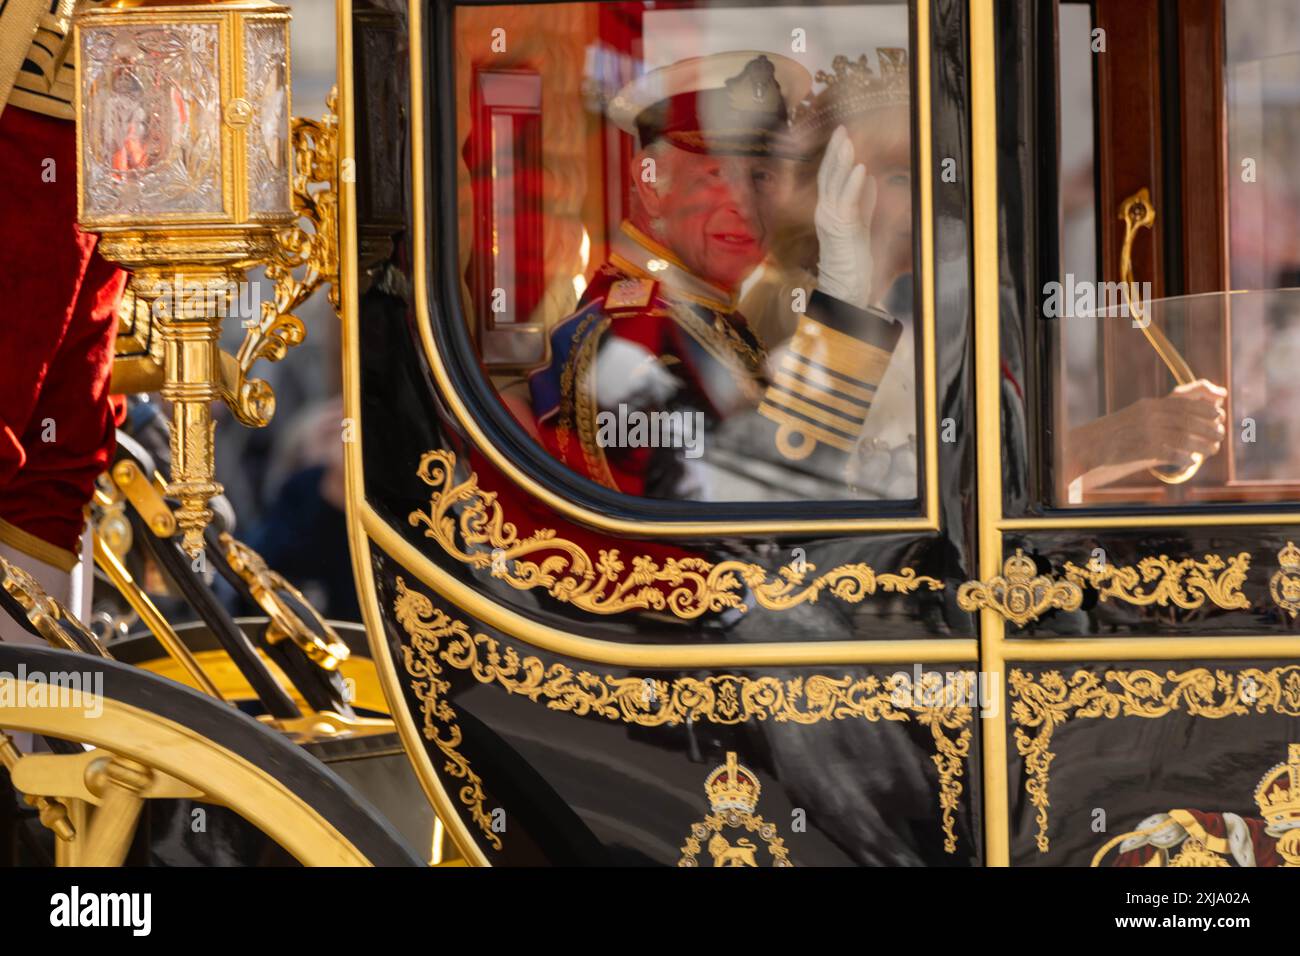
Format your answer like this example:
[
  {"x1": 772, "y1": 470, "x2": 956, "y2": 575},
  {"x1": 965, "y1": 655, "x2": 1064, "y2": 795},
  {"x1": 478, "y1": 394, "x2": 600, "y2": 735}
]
[
  {"x1": 784, "y1": 355, "x2": 878, "y2": 401},
  {"x1": 9, "y1": 82, "x2": 67, "y2": 103},
  {"x1": 763, "y1": 388, "x2": 865, "y2": 437},
  {"x1": 772, "y1": 369, "x2": 874, "y2": 417},
  {"x1": 24, "y1": 41, "x2": 55, "y2": 65},
  {"x1": 758, "y1": 403, "x2": 859, "y2": 451}
]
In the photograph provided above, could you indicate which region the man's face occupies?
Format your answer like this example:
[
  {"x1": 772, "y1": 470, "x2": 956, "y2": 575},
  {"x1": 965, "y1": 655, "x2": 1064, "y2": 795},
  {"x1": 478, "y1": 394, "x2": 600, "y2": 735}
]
[{"x1": 652, "y1": 146, "x2": 772, "y2": 291}]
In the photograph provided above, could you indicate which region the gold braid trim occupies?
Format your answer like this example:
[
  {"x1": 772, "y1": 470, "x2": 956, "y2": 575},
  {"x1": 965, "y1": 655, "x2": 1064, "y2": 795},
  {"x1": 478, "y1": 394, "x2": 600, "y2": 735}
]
[
  {"x1": 393, "y1": 576, "x2": 973, "y2": 853},
  {"x1": 407, "y1": 449, "x2": 943, "y2": 620},
  {"x1": 555, "y1": 312, "x2": 602, "y2": 459},
  {"x1": 1009, "y1": 665, "x2": 1300, "y2": 853},
  {"x1": 572, "y1": 318, "x2": 617, "y2": 490}
]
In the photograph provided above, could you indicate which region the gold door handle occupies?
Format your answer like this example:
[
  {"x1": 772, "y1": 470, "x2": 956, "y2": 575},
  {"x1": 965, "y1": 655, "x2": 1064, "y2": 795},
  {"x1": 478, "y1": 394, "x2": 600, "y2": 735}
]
[{"x1": 1118, "y1": 189, "x2": 1203, "y2": 484}]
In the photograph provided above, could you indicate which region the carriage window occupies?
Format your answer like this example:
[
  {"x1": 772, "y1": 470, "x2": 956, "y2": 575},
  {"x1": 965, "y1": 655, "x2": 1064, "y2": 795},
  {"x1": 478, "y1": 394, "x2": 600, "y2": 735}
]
[
  {"x1": 453, "y1": 1, "x2": 921, "y2": 503},
  {"x1": 1050, "y1": 0, "x2": 1300, "y2": 507}
]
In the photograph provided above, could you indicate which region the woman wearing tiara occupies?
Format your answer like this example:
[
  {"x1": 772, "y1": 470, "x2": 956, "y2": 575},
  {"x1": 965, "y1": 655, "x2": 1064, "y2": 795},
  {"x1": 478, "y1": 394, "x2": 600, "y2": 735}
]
[
  {"x1": 743, "y1": 48, "x2": 1227, "y2": 500},
  {"x1": 742, "y1": 50, "x2": 918, "y2": 501}
]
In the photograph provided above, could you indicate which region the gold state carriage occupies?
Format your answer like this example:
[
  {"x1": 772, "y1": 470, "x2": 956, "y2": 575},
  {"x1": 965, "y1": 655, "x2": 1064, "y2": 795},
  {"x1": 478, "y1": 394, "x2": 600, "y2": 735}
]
[{"x1": 2, "y1": 0, "x2": 1300, "y2": 868}]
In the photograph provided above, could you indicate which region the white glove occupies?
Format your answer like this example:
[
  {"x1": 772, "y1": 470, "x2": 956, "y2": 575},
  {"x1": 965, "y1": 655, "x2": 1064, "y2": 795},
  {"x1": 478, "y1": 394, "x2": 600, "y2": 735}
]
[{"x1": 814, "y1": 125, "x2": 876, "y2": 310}]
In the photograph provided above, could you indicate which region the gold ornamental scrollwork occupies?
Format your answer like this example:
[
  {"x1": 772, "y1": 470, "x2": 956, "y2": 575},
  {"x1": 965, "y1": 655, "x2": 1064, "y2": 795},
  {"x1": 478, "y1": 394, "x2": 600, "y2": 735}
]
[
  {"x1": 956, "y1": 549, "x2": 1082, "y2": 627},
  {"x1": 1009, "y1": 666, "x2": 1300, "y2": 853},
  {"x1": 407, "y1": 450, "x2": 943, "y2": 620},
  {"x1": 227, "y1": 89, "x2": 341, "y2": 429},
  {"x1": 1270, "y1": 542, "x2": 1300, "y2": 620},
  {"x1": 392, "y1": 577, "x2": 974, "y2": 855},
  {"x1": 393, "y1": 579, "x2": 501, "y2": 850},
  {"x1": 1062, "y1": 551, "x2": 1250, "y2": 612}
]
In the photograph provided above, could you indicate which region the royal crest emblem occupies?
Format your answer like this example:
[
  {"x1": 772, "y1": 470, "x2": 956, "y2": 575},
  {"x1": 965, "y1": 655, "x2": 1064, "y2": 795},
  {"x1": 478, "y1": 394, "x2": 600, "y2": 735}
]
[
  {"x1": 1093, "y1": 743, "x2": 1300, "y2": 866},
  {"x1": 1270, "y1": 542, "x2": 1300, "y2": 619},
  {"x1": 677, "y1": 752, "x2": 792, "y2": 867}
]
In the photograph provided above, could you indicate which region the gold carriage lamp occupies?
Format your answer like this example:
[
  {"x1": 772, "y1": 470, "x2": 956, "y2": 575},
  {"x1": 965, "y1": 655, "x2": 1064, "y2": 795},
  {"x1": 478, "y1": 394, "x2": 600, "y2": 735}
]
[{"x1": 74, "y1": 0, "x2": 328, "y2": 555}]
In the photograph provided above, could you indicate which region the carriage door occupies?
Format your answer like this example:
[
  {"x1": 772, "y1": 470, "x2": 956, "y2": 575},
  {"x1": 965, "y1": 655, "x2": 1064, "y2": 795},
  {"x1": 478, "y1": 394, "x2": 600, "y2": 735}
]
[
  {"x1": 972, "y1": 0, "x2": 1300, "y2": 867},
  {"x1": 343, "y1": 0, "x2": 991, "y2": 865}
]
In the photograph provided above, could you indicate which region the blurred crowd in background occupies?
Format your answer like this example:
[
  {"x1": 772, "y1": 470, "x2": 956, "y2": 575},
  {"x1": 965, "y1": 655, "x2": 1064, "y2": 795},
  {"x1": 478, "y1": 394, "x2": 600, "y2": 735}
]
[{"x1": 209, "y1": 0, "x2": 356, "y2": 621}]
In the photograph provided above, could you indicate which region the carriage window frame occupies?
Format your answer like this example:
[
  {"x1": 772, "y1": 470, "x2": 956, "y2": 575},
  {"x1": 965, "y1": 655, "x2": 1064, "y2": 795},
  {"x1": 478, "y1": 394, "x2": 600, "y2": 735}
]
[
  {"x1": 1000, "y1": 0, "x2": 1300, "y2": 524},
  {"x1": 415, "y1": 0, "x2": 945, "y2": 528}
]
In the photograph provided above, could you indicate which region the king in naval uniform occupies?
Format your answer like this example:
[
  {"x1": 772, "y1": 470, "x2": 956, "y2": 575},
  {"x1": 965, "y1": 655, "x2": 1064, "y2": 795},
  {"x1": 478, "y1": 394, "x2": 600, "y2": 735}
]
[{"x1": 527, "y1": 51, "x2": 903, "y2": 500}]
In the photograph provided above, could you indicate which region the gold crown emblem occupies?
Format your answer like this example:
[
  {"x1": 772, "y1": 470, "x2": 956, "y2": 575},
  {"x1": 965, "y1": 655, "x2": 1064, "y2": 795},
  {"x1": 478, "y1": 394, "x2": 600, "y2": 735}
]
[
  {"x1": 1271, "y1": 542, "x2": 1300, "y2": 618},
  {"x1": 791, "y1": 48, "x2": 909, "y2": 133},
  {"x1": 1003, "y1": 549, "x2": 1039, "y2": 585},
  {"x1": 704, "y1": 752, "x2": 761, "y2": 814},
  {"x1": 1279, "y1": 542, "x2": 1300, "y2": 573},
  {"x1": 1254, "y1": 743, "x2": 1300, "y2": 827}
]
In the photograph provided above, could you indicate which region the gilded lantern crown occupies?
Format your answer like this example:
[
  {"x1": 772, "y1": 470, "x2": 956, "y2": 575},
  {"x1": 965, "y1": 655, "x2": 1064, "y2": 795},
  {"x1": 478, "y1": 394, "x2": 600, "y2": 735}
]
[
  {"x1": 704, "y1": 752, "x2": 761, "y2": 814},
  {"x1": 1254, "y1": 743, "x2": 1300, "y2": 826}
]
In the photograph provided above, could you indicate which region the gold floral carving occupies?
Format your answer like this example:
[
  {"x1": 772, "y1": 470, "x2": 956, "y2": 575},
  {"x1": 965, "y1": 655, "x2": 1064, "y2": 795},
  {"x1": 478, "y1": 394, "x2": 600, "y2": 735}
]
[
  {"x1": 956, "y1": 549, "x2": 1082, "y2": 627},
  {"x1": 392, "y1": 577, "x2": 974, "y2": 854},
  {"x1": 1009, "y1": 666, "x2": 1300, "y2": 853},
  {"x1": 407, "y1": 450, "x2": 943, "y2": 620},
  {"x1": 393, "y1": 580, "x2": 501, "y2": 850},
  {"x1": 1062, "y1": 552, "x2": 1250, "y2": 611},
  {"x1": 1270, "y1": 542, "x2": 1300, "y2": 620}
]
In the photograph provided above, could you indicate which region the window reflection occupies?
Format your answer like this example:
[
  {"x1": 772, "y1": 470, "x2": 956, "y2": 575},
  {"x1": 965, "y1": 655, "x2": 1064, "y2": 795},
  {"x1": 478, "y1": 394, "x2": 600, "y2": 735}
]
[
  {"x1": 454, "y1": 2, "x2": 919, "y2": 503},
  {"x1": 1051, "y1": 0, "x2": 1300, "y2": 507}
]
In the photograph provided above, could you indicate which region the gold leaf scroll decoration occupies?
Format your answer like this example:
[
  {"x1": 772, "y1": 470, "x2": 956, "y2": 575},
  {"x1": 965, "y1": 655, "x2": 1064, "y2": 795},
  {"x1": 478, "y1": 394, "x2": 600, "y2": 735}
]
[
  {"x1": 1009, "y1": 666, "x2": 1300, "y2": 853},
  {"x1": 406, "y1": 450, "x2": 943, "y2": 620},
  {"x1": 1062, "y1": 552, "x2": 1250, "y2": 611},
  {"x1": 393, "y1": 577, "x2": 974, "y2": 854}
]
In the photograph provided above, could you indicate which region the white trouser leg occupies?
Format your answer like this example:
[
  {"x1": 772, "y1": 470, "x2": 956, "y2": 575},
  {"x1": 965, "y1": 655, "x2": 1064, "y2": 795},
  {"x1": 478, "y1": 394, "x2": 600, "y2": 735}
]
[{"x1": 67, "y1": 527, "x2": 93, "y2": 625}]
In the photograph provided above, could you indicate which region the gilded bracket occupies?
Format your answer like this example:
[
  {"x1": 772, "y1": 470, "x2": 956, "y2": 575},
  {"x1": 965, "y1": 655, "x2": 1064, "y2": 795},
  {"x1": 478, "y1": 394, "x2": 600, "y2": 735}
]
[
  {"x1": 227, "y1": 88, "x2": 341, "y2": 429},
  {"x1": 219, "y1": 532, "x2": 350, "y2": 670},
  {"x1": 956, "y1": 549, "x2": 1082, "y2": 627},
  {"x1": 0, "y1": 555, "x2": 109, "y2": 657}
]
